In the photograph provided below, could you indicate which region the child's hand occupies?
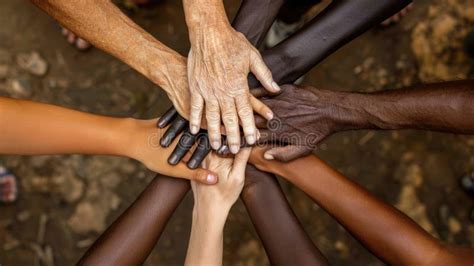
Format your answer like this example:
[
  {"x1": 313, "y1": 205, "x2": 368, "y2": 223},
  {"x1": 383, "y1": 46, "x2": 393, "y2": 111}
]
[
  {"x1": 191, "y1": 148, "x2": 251, "y2": 211},
  {"x1": 127, "y1": 119, "x2": 218, "y2": 185}
]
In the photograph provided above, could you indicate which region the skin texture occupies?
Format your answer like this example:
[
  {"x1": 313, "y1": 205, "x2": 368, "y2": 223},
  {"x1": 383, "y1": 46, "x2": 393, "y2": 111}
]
[
  {"x1": 163, "y1": 0, "x2": 413, "y2": 167},
  {"x1": 185, "y1": 149, "x2": 251, "y2": 265},
  {"x1": 0, "y1": 97, "x2": 217, "y2": 184},
  {"x1": 250, "y1": 147, "x2": 474, "y2": 265},
  {"x1": 30, "y1": 0, "x2": 190, "y2": 117},
  {"x1": 253, "y1": 81, "x2": 474, "y2": 161},
  {"x1": 183, "y1": 0, "x2": 280, "y2": 153}
]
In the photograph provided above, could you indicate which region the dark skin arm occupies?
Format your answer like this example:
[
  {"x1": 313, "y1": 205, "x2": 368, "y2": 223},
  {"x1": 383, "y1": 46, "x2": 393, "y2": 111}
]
[
  {"x1": 255, "y1": 81, "x2": 474, "y2": 161},
  {"x1": 162, "y1": 0, "x2": 412, "y2": 166},
  {"x1": 78, "y1": 175, "x2": 190, "y2": 265},
  {"x1": 242, "y1": 165, "x2": 328, "y2": 266},
  {"x1": 250, "y1": 147, "x2": 474, "y2": 265}
]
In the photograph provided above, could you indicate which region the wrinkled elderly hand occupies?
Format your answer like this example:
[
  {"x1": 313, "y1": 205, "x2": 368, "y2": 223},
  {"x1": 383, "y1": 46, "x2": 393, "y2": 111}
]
[
  {"x1": 191, "y1": 148, "x2": 251, "y2": 209},
  {"x1": 184, "y1": 0, "x2": 279, "y2": 155},
  {"x1": 255, "y1": 84, "x2": 366, "y2": 161}
]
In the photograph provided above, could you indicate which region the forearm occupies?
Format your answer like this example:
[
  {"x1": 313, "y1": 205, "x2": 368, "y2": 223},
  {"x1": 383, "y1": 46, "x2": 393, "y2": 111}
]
[
  {"x1": 0, "y1": 97, "x2": 130, "y2": 156},
  {"x1": 183, "y1": 0, "x2": 229, "y2": 42},
  {"x1": 185, "y1": 204, "x2": 228, "y2": 266},
  {"x1": 353, "y1": 80, "x2": 474, "y2": 133},
  {"x1": 264, "y1": 156, "x2": 442, "y2": 265},
  {"x1": 255, "y1": 0, "x2": 412, "y2": 85},
  {"x1": 232, "y1": 0, "x2": 284, "y2": 47},
  {"x1": 30, "y1": 0, "x2": 184, "y2": 92},
  {"x1": 241, "y1": 165, "x2": 328, "y2": 266},
  {"x1": 79, "y1": 175, "x2": 190, "y2": 265}
]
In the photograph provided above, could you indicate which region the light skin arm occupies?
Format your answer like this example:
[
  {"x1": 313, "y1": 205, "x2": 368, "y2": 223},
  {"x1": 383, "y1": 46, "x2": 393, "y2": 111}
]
[
  {"x1": 0, "y1": 97, "x2": 216, "y2": 184},
  {"x1": 183, "y1": 0, "x2": 280, "y2": 154},
  {"x1": 250, "y1": 147, "x2": 474, "y2": 265},
  {"x1": 29, "y1": 0, "x2": 190, "y2": 116},
  {"x1": 185, "y1": 149, "x2": 251, "y2": 265}
]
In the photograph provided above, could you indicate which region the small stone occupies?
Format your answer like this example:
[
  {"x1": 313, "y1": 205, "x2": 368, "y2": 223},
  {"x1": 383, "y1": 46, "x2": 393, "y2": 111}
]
[
  {"x1": 7, "y1": 78, "x2": 31, "y2": 97},
  {"x1": 334, "y1": 240, "x2": 349, "y2": 257},
  {"x1": 16, "y1": 210, "x2": 31, "y2": 222},
  {"x1": 448, "y1": 217, "x2": 462, "y2": 234},
  {"x1": 76, "y1": 238, "x2": 96, "y2": 249},
  {"x1": 16, "y1": 51, "x2": 48, "y2": 76},
  {"x1": 353, "y1": 65, "x2": 362, "y2": 74}
]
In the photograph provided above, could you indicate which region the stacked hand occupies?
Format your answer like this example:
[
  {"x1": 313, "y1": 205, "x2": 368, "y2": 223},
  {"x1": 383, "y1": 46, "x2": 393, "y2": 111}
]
[
  {"x1": 187, "y1": 24, "x2": 279, "y2": 153},
  {"x1": 159, "y1": 84, "x2": 365, "y2": 166}
]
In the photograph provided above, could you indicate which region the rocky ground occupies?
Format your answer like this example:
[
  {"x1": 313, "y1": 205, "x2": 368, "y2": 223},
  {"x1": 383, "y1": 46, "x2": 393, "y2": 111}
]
[{"x1": 0, "y1": 0, "x2": 473, "y2": 265}]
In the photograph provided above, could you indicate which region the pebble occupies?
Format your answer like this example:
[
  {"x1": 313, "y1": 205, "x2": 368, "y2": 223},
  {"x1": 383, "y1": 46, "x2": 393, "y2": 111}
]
[
  {"x1": 16, "y1": 210, "x2": 31, "y2": 222},
  {"x1": 16, "y1": 51, "x2": 48, "y2": 76},
  {"x1": 448, "y1": 217, "x2": 462, "y2": 234},
  {"x1": 7, "y1": 78, "x2": 31, "y2": 97}
]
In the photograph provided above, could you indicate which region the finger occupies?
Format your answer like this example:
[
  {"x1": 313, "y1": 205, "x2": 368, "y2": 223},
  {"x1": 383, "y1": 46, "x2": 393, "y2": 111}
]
[
  {"x1": 217, "y1": 130, "x2": 256, "y2": 156},
  {"x1": 235, "y1": 94, "x2": 257, "y2": 145},
  {"x1": 230, "y1": 147, "x2": 252, "y2": 177},
  {"x1": 157, "y1": 107, "x2": 178, "y2": 128},
  {"x1": 67, "y1": 33, "x2": 76, "y2": 44},
  {"x1": 264, "y1": 145, "x2": 312, "y2": 162},
  {"x1": 205, "y1": 97, "x2": 222, "y2": 150},
  {"x1": 176, "y1": 164, "x2": 218, "y2": 185},
  {"x1": 189, "y1": 92, "x2": 204, "y2": 134},
  {"x1": 168, "y1": 128, "x2": 198, "y2": 165},
  {"x1": 220, "y1": 100, "x2": 241, "y2": 154},
  {"x1": 160, "y1": 115, "x2": 188, "y2": 148},
  {"x1": 254, "y1": 115, "x2": 268, "y2": 129},
  {"x1": 249, "y1": 51, "x2": 281, "y2": 93},
  {"x1": 250, "y1": 96, "x2": 273, "y2": 120},
  {"x1": 187, "y1": 133, "x2": 212, "y2": 169},
  {"x1": 250, "y1": 87, "x2": 268, "y2": 98}
]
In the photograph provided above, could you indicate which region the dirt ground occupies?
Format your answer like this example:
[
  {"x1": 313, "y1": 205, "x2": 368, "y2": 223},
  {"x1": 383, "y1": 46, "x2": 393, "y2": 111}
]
[{"x1": 1, "y1": 0, "x2": 474, "y2": 265}]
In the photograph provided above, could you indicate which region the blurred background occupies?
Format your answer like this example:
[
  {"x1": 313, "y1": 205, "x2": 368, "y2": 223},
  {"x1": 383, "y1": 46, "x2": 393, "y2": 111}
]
[{"x1": 0, "y1": 0, "x2": 473, "y2": 265}]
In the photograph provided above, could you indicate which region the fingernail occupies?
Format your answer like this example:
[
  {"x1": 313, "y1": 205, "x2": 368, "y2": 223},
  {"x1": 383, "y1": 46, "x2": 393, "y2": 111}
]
[
  {"x1": 211, "y1": 140, "x2": 221, "y2": 150},
  {"x1": 160, "y1": 135, "x2": 171, "y2": 147},
  {"x1": 217, "y1": 145, "x2": 229, "y2": 155},
  {"x1": 168, "y1": 154, "x2": 179, "y2": 165},
  {"x1": 272, "y1": 81, "x2": 281, "y2": 92},
  {"x1": 230, "y1": 145, "x2": 239, "y2": 154},
  {"x1": 188, "y1": 159, "x2": 199, "y2": 169},
  {"x1": 206, "y1": 174, "x2": 217, "y2": 184},
  {"x1": 190, "y1": 125, "x2": 199, "y2": 135},
  {"x1": 256, "y1": 130, "x2": 261, "y2": 140},
  {"x1": 247, "y1": 135, "x2": 256, "y2": 145},
  {"x1": 266, "y1": 111, "x2": 274, "y2": 120},
  {"x1": 264, "y1": 152, "x2": 274, "y2": 160}
]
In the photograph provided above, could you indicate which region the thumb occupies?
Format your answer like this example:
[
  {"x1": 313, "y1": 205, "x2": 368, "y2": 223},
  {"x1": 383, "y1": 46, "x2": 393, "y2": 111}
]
[
  {"x1": 230, "y1": 147, "x2": 252, "y2": 178},
  {"x1": 180, "y1": 165, "x2": 219, "y2": 185},
  {"x1": 264, "y1": 145, "x2": 312, "y2": 162},
  {"x1": 249, "y1": 51, "x2": 281, "y2": 93}
]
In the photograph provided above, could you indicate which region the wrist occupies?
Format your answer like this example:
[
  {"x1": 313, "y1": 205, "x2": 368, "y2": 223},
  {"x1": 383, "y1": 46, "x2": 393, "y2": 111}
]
[
  {"x1": 111, "y1": 118, "x2": 142, "y2": 158},
  {"x1": 192, "y1": 202, "x2": 229, "y2": 226},
  {"x1": 146, "y1": 52, "x2": 187, "y2": 91},
  {"x1": 320, "y1": 90, "x2": 373, "y2": 131},
  {"x1": 184, "y1": 0, "x2": 230, "y2": 44}
]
